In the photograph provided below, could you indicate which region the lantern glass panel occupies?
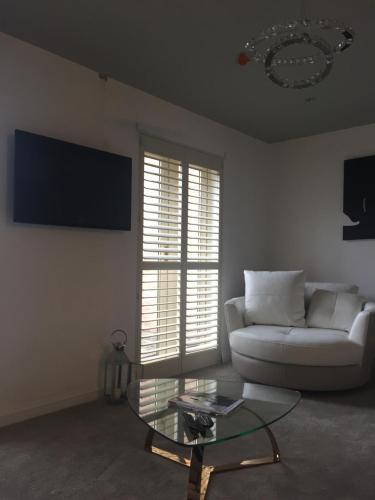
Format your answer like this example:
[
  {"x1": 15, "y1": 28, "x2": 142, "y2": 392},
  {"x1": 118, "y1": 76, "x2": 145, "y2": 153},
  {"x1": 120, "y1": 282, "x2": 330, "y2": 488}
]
[{"x1": 104, "y1": 350, "x2": 131, "y2": 404}]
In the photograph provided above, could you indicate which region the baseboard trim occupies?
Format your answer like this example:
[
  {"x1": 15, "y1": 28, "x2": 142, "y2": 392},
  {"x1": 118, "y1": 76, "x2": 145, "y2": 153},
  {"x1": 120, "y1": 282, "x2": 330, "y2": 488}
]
[{"x1": 0, "y1": 390, "x2": 101, "y2": 428}]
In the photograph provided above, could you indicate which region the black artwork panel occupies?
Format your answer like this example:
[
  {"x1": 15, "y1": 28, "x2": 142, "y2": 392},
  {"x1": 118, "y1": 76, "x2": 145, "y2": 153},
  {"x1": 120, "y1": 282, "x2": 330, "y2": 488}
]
[{"x1": 343, "y1": 155, "x2": 375, "y2": 240}]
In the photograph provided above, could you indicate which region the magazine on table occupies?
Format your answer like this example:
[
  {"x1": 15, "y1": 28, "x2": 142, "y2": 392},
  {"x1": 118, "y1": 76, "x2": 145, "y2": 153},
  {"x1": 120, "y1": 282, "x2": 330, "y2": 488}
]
[{"x1": 168, "y1": 391, "x2": 244, "y2": 416}]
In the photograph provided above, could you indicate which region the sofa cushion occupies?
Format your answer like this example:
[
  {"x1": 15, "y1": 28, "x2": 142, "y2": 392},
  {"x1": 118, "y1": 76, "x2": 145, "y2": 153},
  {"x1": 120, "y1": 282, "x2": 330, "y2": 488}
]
[
  {"x1": 244, "y1": 270, "x2": 305, "y2": 327},
  {"x1": 230, "y1": 325, "x2": 362, "y2": 366},
  {"x1": 304, "y1": 282, "x2": 359, "y2": 309},
  {"x1": 307, "y1": 290, "x2": 364, "y2": 332}
]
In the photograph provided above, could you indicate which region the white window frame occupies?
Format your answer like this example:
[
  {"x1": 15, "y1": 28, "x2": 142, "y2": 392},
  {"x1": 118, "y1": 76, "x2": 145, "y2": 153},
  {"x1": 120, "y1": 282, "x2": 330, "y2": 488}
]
[{"x1": 136, "y1": 135, "x2": 223, "y2": 377}]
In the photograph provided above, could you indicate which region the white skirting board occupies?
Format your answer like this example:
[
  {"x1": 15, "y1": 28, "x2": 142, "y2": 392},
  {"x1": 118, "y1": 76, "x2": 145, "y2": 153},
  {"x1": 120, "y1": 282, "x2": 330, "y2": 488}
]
[{"x1": 0, "y1": 390, "x2": 101, "y2": 428}]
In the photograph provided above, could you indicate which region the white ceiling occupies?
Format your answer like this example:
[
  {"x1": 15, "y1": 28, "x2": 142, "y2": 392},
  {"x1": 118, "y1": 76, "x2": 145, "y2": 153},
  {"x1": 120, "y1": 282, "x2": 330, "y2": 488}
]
[{"x1": 0, "y1": 0, "x2": 374, "y2": 142}]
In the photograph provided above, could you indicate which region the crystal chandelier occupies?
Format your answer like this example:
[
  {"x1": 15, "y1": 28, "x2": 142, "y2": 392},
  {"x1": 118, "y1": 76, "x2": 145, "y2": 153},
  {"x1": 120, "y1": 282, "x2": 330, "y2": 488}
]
[{"x1": 238, "y1": 18, "x2": 354, "y2": 89}]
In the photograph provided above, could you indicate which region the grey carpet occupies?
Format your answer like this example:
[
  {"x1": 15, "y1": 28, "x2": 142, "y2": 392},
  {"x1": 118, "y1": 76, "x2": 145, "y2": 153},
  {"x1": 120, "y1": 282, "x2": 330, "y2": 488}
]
[{"x1": 0, "y1": 363, "x2": 374, "y2": 500}]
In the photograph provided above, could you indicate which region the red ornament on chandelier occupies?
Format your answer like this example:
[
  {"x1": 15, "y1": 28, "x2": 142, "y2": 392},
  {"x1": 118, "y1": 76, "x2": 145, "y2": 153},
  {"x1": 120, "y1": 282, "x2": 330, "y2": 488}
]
[{"x1": 237, "y1": 52, "x2": 251, "y2": 66}]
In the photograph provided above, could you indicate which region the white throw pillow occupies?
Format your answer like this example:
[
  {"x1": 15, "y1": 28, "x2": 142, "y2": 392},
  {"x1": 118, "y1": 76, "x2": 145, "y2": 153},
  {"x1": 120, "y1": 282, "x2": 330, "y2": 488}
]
[
  {"x1": 304, "y1": 282, "x2": 359, "y2": 309},
  {"x1": 307, "y1": 290, "x2": 363, "y2": 332},
  {"x1": 244, "y1": 270, "x2": 306, "y2": 327}
]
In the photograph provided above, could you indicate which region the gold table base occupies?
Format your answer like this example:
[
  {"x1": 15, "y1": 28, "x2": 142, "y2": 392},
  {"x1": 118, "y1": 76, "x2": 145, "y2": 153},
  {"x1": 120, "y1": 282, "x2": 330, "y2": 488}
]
[{"x1": 144, "y1": 425, "x2": 280, "y2": 500}]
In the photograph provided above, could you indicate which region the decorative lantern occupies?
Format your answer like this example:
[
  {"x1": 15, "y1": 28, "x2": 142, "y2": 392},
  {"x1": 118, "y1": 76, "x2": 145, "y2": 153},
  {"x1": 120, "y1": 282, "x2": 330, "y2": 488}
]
[{"x1": 104, "y1": 329, "x2": 132, "y2": 404}]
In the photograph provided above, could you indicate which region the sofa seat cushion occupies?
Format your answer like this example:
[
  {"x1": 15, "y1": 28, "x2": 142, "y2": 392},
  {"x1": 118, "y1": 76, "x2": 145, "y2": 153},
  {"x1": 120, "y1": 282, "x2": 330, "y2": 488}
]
[{"x1": 230, "y1": 325, "x2": 363, "y2": 367}]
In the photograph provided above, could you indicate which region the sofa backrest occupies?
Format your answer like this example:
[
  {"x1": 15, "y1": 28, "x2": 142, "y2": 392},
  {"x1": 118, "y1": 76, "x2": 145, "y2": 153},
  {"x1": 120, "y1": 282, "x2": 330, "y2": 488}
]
[
  {"x1": 228, "y1": 282, "x2": 359, "y2": 319},
  {"x1": 304, "y1": 282, "x2": 359, "y2": 309}
]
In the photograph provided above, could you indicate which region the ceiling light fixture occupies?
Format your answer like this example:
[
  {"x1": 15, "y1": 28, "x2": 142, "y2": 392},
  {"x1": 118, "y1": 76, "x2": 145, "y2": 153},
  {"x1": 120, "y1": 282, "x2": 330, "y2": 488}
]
[{"x1": 238, "y1": 18, "x2": 354, "y2": 89}]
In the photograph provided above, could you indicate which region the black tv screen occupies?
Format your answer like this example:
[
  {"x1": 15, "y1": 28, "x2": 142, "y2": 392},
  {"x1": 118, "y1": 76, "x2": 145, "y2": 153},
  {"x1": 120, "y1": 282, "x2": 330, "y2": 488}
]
[{"x1": 14, "y1": 130, "x2": 132, "y2": 230}]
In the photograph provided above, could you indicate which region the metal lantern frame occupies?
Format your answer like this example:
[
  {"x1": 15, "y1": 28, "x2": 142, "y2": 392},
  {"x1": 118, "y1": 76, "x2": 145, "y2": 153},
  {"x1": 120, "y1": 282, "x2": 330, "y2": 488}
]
[{"x1": 104, "y1": 329, "x2": 132, "y2": 404}]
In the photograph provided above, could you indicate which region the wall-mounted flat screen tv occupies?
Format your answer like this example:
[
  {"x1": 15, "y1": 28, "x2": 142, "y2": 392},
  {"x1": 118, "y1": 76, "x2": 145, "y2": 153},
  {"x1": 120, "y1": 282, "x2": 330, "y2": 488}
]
[{"x1": 14, "y1": 130, "x2": 132, "y2": 230}]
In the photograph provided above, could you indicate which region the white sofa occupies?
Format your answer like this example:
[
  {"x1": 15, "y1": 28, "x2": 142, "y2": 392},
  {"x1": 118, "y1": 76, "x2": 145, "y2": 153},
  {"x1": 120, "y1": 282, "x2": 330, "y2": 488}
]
[{"x1": 224, "y1": 282, "x2": 375, "y2": 391}]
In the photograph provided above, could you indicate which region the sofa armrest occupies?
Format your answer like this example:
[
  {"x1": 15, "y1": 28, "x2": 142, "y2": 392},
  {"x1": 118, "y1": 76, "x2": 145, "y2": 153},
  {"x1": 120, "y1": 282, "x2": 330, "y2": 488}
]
[
  {"x1": 224, "y1": 297, "x2": 245, "y2": 333},
  {"x1": 348, "y1": 310, "x2": 371, "y2": 346},
  {"x1": 364, "y1": 301, "x2": 375, "y2": 313}
]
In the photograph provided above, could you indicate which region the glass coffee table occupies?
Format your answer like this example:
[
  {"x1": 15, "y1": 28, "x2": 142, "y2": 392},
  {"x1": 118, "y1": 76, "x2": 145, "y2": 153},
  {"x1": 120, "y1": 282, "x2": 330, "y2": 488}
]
[{"x1": 127, "y1": 378, "x2": 300, "y2": 500}]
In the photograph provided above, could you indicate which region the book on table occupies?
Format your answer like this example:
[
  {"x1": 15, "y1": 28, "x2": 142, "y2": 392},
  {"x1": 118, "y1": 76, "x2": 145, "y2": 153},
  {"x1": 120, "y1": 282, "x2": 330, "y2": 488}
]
[{"x1": 168, "y1": 392, "x2": 244, "y2": 416}]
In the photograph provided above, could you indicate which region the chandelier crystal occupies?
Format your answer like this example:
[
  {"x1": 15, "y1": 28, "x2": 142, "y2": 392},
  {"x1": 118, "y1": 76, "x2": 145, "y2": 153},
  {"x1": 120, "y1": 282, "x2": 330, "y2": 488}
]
[{"x1": 240, "y1": 18, "x2": 354, "y2": 89}]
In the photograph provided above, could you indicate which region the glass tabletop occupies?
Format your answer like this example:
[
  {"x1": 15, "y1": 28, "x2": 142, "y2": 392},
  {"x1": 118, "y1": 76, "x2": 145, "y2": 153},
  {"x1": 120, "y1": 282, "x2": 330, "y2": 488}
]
[{"x1": 127, "y1": 378, "x2": 301, "y2": 448}]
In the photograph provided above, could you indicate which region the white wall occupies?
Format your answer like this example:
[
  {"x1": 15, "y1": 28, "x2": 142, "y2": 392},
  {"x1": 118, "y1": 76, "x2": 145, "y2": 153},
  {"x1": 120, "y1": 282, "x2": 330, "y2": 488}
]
[
  {"x1": 269, "y1": 124, "x2": 375, "y2": 300},
  {"x1": 0, "y1": 33, "x2": 271, "y2": 425},
  {"x1": 5, "y1": 29, "x2": 373, "y2": 427}
]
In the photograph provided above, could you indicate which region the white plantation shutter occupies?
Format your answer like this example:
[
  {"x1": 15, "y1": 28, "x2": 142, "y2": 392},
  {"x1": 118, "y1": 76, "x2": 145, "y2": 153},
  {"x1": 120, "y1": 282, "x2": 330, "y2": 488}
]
[
  {"x1": 188, "y1": 165, "x2": 220, "y2": 262},
  {"x1": 186, "y1": 269, "x2": 219, "y2": 353},
  {"x1": 143, "y1": 153, "x2": 182, "y2": 262},
  {"x1": 186, "y1": 164, "x2": 220, "y2": 354},
  {"x1": 139, "y1": 137, "x2": 222, "y2": 369},
  {"x1": 141, "y1": 269, "x2": 180, "y2": 362}
]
